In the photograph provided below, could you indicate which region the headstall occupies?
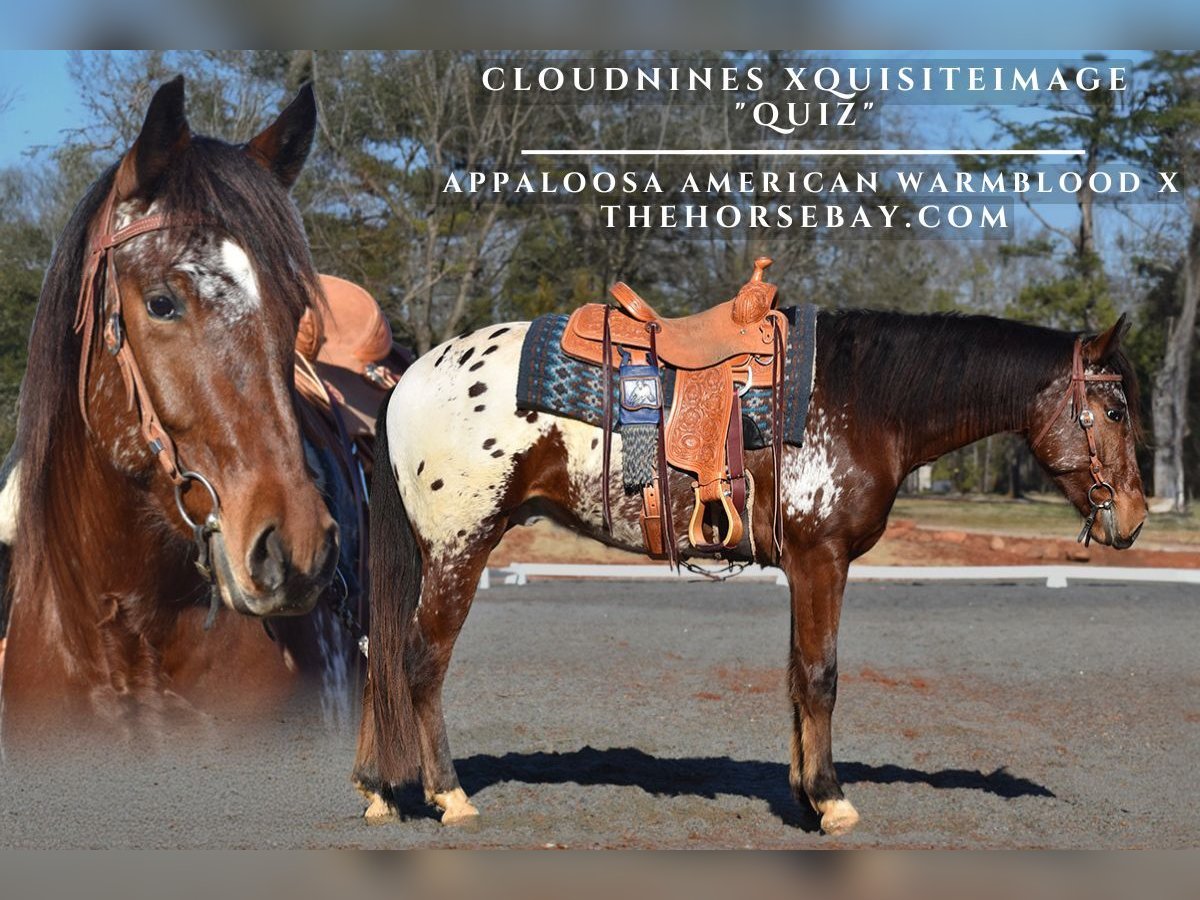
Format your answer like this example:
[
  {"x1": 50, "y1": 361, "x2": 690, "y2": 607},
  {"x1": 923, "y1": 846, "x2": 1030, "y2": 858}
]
[
  {"x1": 74, "y1": 186, "x2": 224, "y2": 623},
  {"x1": 1030, "y1": 337, "x2": 1124, "y2": 546}
]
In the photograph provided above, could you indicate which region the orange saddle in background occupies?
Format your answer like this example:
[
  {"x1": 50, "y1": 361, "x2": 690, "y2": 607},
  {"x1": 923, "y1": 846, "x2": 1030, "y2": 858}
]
[{"x1": 297, "y1": 275, "x2": 413, "y2": 440}]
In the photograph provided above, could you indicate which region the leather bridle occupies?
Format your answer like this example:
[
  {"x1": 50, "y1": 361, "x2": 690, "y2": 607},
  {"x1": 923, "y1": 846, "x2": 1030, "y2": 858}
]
[
  {"x1": 74, "y1": 185, "x2": 224, "y2": 619},
  {"x1": 1031, "y1": 337, "x2": 1124, "y2": 546}
]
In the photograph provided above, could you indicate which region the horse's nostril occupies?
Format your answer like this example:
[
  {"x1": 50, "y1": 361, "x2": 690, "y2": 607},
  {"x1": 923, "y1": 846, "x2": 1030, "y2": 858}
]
[
  {"x1": 1111, "y1": 522, "x2": 1143, "y2": 551},
  {"x1": 247, "y1": 524, "x2": 288, "y2": 593}
]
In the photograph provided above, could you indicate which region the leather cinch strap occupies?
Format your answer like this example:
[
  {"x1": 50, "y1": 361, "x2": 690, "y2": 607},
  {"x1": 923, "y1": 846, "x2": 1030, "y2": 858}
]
[
  {"x1": 647, "y1": 323, "x2": 678, "y2": 569},
  {"x1": 73, "y1": 186, "x2": 213, "y2": 486}
]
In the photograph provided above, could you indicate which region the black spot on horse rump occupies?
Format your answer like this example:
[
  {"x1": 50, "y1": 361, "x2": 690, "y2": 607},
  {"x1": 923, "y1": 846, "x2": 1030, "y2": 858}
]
[
  {"x1": 591, "y1": 437, "x2": 599, "y2": 449},
  {"x1": 459, "y1": 347, "x2": 475, "y2": 366},
  {"x1": 434, "y1": 345, "x2": 452, "y2": 367},
  {"x1": 489, "y1": 327, "x2": 510, "y2": 339},
  {"x1": 417, "y1": 460, "x2": 425, "y2": 474},
  {"x1": 482, "y1": 345, "x2": 499, "y2": 356},
  {"x1": 469, "y1": 360, "x2": 484, "y2": 371},
  {"x1": 483, "y1": 438, "x2": 496, "y2": 449},
  {"x1": 456, "y1": 529, "x2": 467, "y2": 538},
  {"x1": 525, "y1": 411, "x2": 538, "y2": 423},
  {"x1": 468, "y1": 382, "x2": 488, "y2": 397},
  {"x1": 490, "y1": 449, "x2": 505, "y2": 458},
  {"x1": 474, "y1": 404, "x2": 486, "y2": 412},
  {"x1": 430, "y1": 478, "x2": 444, "y2": 491}
]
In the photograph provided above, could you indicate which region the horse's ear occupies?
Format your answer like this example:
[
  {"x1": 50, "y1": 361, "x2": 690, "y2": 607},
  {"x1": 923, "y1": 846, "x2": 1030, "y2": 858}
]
[
  {"x1": 114, "y1": 75, "x2": 191, "y2": 201},
  {"x1": 246, "y1": 82, "x2": 316, "y2": 189},
  {"x1": 1082, "y1": 313, "x2": 1129, "y2": 366}
]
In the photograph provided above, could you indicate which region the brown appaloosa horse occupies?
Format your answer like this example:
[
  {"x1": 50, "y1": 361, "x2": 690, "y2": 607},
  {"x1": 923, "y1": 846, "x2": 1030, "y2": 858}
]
[
  {"x1": 353, "y1": 306, "x2": 1146, "y2": 834},
  {"x1": 0, "y1": 77, "x2": 365, "y2": 750}
]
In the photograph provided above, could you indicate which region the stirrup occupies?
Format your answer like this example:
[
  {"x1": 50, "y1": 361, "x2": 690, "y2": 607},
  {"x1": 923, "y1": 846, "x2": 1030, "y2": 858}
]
[{"x1": 687, "y1": 484, "x2": 744, "y2": 550}]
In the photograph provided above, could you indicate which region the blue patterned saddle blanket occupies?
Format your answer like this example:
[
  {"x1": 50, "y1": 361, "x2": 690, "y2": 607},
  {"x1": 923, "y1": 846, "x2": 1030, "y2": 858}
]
[{"x1": 515, "y1": 304, "x2": 818, "y2": 450}]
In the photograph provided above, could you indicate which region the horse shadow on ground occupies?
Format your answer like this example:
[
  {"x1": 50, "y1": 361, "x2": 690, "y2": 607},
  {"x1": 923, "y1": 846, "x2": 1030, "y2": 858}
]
[{"x1": 394, "y1": 746, "x2": 1057, "y2": 832}]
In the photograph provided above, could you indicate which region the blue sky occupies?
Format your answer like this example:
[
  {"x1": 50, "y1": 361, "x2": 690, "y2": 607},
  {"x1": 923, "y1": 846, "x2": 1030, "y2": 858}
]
[
  {"x1": 0, "y1": 50, "x2": 78, "y2": 165},
  {"x1": 0, "y1": 50, "x2": 1149, "y2": 166}
]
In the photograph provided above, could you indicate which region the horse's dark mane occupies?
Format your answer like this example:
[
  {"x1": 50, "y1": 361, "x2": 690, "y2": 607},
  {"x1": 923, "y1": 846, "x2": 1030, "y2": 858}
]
[
  {"x1": 14, "y1": 134, "x2": 321, "y2": 607},
  {"x1": 815, "y1": 309, "x2": 1142, "y2": 439}
]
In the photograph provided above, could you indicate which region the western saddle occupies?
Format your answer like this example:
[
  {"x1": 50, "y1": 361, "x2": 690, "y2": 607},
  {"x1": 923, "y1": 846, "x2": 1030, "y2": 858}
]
[
  {"x1": 296, "y1": 274, "x2": 412, "y2": 450},
  {"x1": 561, "y1": 257, "x2": 787, "y2": 565}
]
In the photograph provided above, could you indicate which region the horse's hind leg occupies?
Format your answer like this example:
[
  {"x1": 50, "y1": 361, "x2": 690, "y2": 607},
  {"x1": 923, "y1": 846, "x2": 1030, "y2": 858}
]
[
  {"x1": 352, "y1": 677, "x2": 395, "y2": 820},
  {"x1": 410, "y1": 538, "x2": 504, "y2": 826},
  {"x1": 355, "y1": 537, "x2": 497, "y2": 825},
  {"x1": 783, "y1": 542, "x2": 860, "y2": 836}
]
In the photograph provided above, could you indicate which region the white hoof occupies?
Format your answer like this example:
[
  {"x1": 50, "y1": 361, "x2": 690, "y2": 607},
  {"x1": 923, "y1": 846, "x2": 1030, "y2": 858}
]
[
  {"x1": 817, "y1": 798, "x2": 860, "y2": 836},
  {"x1": 363, "y1": 792, "x2": 397, "y2": 822},
  {"x1": 433, "y1": 787, "x2": 480, "y2": 827}
]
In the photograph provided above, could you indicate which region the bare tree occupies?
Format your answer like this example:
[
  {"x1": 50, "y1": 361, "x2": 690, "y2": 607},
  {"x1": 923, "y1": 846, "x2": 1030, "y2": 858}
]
[
  {"x1": 308, "y1": 51, "x2": 549, "y2": 355},
  {"x1": 1129, "y1": 53, "x2": 1200, "y2": 511}
]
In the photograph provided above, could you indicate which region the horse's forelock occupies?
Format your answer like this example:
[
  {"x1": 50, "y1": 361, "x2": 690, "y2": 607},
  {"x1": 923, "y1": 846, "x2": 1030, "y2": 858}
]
[{"x1": 153, "y1": 136, "x2": 320, "y2": 325}]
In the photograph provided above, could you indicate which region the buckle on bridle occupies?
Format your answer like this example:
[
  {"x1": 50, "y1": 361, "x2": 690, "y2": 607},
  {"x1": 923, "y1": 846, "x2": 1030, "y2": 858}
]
[
  {"x1": 105, "y1": 313, "x2": 123, "y2": 354},
  {"x1": 1078, "y1": 408, "x2": 1095, "y2": 428}
]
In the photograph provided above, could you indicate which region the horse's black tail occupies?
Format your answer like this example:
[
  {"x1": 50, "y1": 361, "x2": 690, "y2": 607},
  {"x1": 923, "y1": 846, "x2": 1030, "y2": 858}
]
[{"x1": 367, "y1": 389, "x2": 423, "y2": 786}]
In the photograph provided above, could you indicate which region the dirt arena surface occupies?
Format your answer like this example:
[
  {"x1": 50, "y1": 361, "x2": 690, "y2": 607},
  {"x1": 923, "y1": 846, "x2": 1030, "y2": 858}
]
[{"x1": 1, "y1": 579, "x2": 1197, "y2": 849}]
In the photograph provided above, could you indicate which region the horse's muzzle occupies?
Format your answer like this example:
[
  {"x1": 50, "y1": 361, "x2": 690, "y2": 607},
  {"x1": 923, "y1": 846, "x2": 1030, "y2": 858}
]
[
  {"x1": 208, "y1": 525, "x2": 339, "y2": 618},
  {"x1": 1109, "y1": 522, "x2": 1143, "y2": 551}
]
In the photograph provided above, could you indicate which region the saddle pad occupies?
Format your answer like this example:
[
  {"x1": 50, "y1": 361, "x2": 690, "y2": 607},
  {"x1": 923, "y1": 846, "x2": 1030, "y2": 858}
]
[{"x1": 516, "y1": 304, "x2": 818, "y2": 449}]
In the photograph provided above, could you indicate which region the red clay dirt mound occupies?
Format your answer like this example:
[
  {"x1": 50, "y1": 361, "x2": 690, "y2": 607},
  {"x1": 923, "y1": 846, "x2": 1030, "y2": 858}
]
[{"x1": 488, "y1": 517, "x2": 1200, "y2": 569}]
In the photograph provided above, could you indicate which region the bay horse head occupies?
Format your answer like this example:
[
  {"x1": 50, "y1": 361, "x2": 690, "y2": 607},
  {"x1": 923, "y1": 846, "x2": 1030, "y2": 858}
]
[
  {"x1": 1028, "y1": 315, "x2": 1147, "y2": 549},
  {"x1": 16, "y1": 76, "x2": 337, "y2": 622}
]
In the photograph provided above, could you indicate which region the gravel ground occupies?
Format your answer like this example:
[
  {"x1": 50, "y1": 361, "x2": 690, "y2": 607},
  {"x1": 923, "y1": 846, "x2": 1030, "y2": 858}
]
[{"x1": 1, "y1": 579, "x2": 1197, "y2": 848}]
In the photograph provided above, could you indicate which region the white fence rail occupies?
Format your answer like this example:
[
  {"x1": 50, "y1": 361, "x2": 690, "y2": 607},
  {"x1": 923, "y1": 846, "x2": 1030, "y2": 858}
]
[{"x1": 480, "y1": 562, "x2": 1200, "y2": 590}]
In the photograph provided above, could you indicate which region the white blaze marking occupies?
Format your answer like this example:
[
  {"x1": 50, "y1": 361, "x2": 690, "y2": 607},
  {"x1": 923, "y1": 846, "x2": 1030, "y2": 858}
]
[
  {"x1": 174, "y1": 238, "x2": 262, "y2": 324},
  {"x1": 218, "y1": 240, "x2": 261, "y2": 320},
  {"x1": 113, "y1": 201, "x2": 261, "y2": 323}
]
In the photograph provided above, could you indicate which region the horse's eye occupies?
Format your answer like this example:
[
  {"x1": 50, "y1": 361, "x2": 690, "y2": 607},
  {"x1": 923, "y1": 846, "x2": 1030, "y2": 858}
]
[
  {"x1": 146, "y1": 294, "x2": 181, "y2": 321},
  {"x1": 1106, "y1": 408, "x2": 1124, "y2": 423}
]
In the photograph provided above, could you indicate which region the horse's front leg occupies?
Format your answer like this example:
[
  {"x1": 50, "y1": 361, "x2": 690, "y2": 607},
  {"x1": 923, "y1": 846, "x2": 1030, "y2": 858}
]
[{"x1": 782, "y1": 541, "x2": 859, "y2": 835}]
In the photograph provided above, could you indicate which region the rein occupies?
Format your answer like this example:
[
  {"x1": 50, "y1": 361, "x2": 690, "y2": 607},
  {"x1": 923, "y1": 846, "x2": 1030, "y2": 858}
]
[
  {"x1": 73, "y1": 186, "x2": 225, "y2": 625},
  {"x1": 1031, "y1": 337, "x2": 1124, "y2": 546}
]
